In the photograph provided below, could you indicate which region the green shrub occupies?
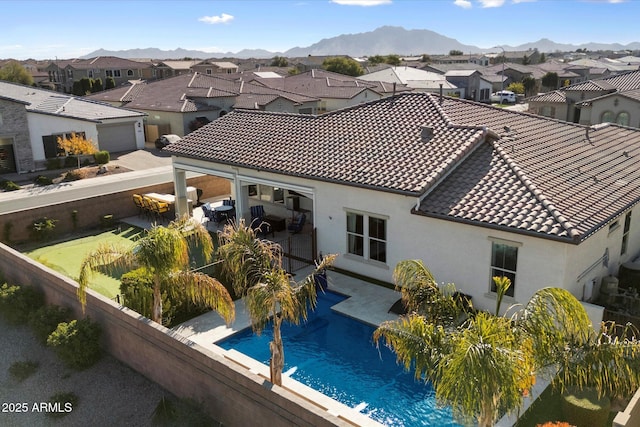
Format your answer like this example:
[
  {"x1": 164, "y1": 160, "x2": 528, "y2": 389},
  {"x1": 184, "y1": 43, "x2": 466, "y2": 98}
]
[
  {"x1": 94, "y1": 150, "x2": 110, "y2": 165},
  {"x1": 29, "y1": 304, "x2": 72, "y2": 344},
  {"x1": 561, "y1": 387, "x2": 611, "y2": 427},
  {"x1": 30, "y1": 217, "x2": 58, "y2": 241},
  {"x1": 64, "y1": 156, "x2": 77, "y2": 168},
  {"x1": 9, "y1": 360, "x2": 39, "y2": 382},
  {"x1": 33, "y1": 175, "x2": 53, "y2": 186},
  {"x1": 0, "y1": 179, "x2": 20, "y2": 191},
  {"x1": 47, "y1": 318, "x2": 102, "y2": 370},
  {"x1": 45, "y1": 392, "x2": 77, "y2": 419},
  {"x1": 0, "y1": 283, "x2": 45, "y2": 324},
  {"x1": 120, "y1": 268, "x2": 175, "y2": 326},
  {"x1": 45, "y1": 158, "x2": 63, "y2": 170}
]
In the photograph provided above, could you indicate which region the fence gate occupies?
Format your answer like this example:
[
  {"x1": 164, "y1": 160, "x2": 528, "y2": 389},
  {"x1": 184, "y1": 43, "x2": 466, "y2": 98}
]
[{"x1": 274, "y1": 228, "x2": 317, "y2": 274}]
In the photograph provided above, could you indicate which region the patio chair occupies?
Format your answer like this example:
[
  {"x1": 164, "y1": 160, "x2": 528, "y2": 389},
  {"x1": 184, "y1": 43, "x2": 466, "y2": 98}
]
[
  {"x1": 150, "y1": 199, "x2": 170, "y2": 223},
  {"x1": 201, "y1": 203, "x2": 215, "y2": 223},
  {"x1": 132, "y1": 194, "x2": 146, "y2": 217},
  {"x1": 250, "y1": 205, "x2": 271, "y2": 236},
  {"x1": 288, "y1": 212, "x2": 306, "y2": 234}
]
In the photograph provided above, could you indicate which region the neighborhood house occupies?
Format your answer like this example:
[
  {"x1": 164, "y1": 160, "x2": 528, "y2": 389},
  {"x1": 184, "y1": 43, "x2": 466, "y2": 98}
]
[{"x1": 165, "y1": 92, "x2": 640, "y2": 315}]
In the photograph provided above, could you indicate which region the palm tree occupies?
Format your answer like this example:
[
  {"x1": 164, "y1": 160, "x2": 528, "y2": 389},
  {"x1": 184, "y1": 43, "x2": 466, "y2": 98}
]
[
  {"x1": 374, "y1": 260, "x2": 640, "y2": 427},
  {"x1": 78, "y1": 216, "x2": 235, "y2": 326},
  {"x1": 217, "y1": 220, "x2": 335, "y2": 386}
]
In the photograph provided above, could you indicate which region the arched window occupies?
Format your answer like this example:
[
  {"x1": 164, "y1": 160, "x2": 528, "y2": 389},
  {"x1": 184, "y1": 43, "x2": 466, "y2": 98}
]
[
  {"x1": 601, "y1": 111, "x2": 615, "y2": 123},
  {"x1": 616, "y1": 112, "x2": 630, "y2": 126},
  {"x1": 127, "y1": 69, "x2": 134, "y2": 77}
]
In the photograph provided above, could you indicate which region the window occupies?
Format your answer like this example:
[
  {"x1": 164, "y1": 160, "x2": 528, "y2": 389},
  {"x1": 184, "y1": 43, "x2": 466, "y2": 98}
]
[
  {"x1": 42, "y1": 131, "x2": 86, "y2": 159},
  {"x1": 621, "y1": 211, "x2": 632, "y2": 255},
  {"x1": 127, "y1": 69, "x2": 134, "y2": 77},
  {"x1": 601, "y1": 111, "x2": 615, "y2": 123},
  {"x1": 617, "y1": 112, "x2": 630, "y2": 127},
  {"x1": 346, "y1": 211, "x2": 387, "y2": 263},
  {"x1": 105, "y1": 69, "x2": 121, "y2": 78},
  {"x1": 248, "y1": 184, "x2": 285, "y2": 204},
  {"x1": 490, "y1": 241, "x2": 518, "y2": 297}
]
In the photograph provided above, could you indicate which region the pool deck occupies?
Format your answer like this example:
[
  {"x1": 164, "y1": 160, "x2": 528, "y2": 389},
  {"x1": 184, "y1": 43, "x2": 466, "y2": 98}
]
[
  {"x1": 172, "y1": 267, "x2": 402, "y2": 346},
  {"x1": 170, "y1": 267, "x2": 402, "y2": 427}
]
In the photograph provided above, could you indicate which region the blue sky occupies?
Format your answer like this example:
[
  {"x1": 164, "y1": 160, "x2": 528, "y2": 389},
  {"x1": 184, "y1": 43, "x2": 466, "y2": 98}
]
[{"x1": 0, "y1": 0, "x2": 637, "y2": 60}]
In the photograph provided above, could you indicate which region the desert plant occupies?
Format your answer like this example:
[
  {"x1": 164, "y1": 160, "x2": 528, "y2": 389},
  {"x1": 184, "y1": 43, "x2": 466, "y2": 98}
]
[
  {"x1": 47, "y1": 318, "x2": 102, "y2": 370},
  {"x1": 29, "y1": 304, "x2": 72, "y2": 344},
  {"x1": 63, "y1": 169, "x2": 86, "y2": 181},
  {"x1": 0, "y1": 283, "x2": 45, "y2": 324},
  {"x1": 45, "y1": 392, "x2": 77, "y2": 418},
  {"x1": 0, "y1": 179, "x2": 20, "y2": 191},
  {"x1": 9, "y1": 360, "x2": 39, "y2": 382},
  {"x1": 94, "y1": 150, "x2": 110, "y2": 164},
  {"x1": 30, "y1": 217, "x2": 58, "y2": 241},
  {"x1": 33, "y1": 175, "x2": 53, "y2": 186}
]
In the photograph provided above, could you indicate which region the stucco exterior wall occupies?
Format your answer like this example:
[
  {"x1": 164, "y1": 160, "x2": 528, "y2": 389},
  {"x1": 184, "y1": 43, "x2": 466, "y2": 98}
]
[
  {"x1": 587, "y1": 95, "x2": 640, "y2": 128},
  {"x1": 27, "y1": 113, "x2": 99, "y2": 161},
  {"x1": 172, "y1": 159, "x2": 611, "y2": 315}
]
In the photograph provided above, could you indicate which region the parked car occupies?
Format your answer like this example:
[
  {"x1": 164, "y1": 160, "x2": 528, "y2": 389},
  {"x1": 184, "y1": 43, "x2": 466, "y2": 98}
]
[
  {"x1": 154, "y1": 134, "x2": 181, "y2": 149},
  {"x1": 490, "y1": 90, "x2": 517, "y2": 104}
]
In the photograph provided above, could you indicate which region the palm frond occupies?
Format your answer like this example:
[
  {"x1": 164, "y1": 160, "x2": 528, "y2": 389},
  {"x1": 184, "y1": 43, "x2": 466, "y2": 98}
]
[
  {"x1": 169, "y1": 271, "x2": 235, "y2": 325},
  {"x1": 77, "y1": 243, "x2": 135, "y2": 309}
]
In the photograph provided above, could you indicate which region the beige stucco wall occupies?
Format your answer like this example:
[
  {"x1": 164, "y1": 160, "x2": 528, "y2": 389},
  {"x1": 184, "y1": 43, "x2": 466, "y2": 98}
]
[
  {"x1": 171, "y1": 158, "x2": 616, "y2": 316},
  {"x1": 587, "y1": 95, "x2": 640, "y2": 128}
]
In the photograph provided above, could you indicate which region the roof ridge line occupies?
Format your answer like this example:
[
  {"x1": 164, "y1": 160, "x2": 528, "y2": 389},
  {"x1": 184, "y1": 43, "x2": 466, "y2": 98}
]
[{"x1": 491, "y1": 139, "x2": 581, "y2": 240}]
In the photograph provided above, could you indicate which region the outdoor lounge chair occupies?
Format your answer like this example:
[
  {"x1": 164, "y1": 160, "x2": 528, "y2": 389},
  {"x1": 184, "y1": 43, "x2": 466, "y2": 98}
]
[
  {"x1": 250, "y1": 205, "x2": 271, "y2": 236},
  {"x1": 288, "y1": 213, "x2": 306, "y2": 234}
]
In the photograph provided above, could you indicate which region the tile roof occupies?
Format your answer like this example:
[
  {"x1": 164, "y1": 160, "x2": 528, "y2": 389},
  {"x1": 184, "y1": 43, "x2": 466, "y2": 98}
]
[
  {"x1": 167, "y1": 92, "x2": 640, "y2": 243},
  {"x1": 526, "y1": 90, "x2": 567, "y2": 103},
  {"x1": 0, "y1": 80, "x2": 144, "y2": 121}
]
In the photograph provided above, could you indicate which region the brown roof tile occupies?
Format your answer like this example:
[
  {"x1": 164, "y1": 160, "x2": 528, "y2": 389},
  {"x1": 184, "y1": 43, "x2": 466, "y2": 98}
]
[{"x1": 167, "y1": 93, "x2": 640, "y2": 243}]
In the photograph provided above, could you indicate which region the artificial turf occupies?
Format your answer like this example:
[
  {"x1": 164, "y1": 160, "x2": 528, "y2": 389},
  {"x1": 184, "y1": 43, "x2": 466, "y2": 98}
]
[{"x1": 25, "y1": 225, "x2": 144, "y2": 299}]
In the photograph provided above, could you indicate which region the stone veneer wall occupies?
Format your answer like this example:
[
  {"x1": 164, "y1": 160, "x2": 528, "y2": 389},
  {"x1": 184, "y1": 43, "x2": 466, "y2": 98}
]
[
  {"x1": 0, "y1": 244, "x2": 350, "y2": 427},
  {"x1": 0, "y1": 175, "x2": 229, "y2": 244},
  {"x1": 0, "y1": 98, "x2": 35, "y2": 173}
]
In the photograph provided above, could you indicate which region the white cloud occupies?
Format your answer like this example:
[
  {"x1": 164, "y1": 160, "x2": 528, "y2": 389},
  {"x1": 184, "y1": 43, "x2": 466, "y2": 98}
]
[
  {"x1": 198, "y1": 13, "x2": 234, "y2": 24},
  {"x1": 330, "y1": 0, "x2": 392, "y2": 5},
  {"x1": 478, "y1": 0, "x2": 506, "y2": 7},
  {"x1": 454, "y1": 0, "x2": 472, "y2": 8}
]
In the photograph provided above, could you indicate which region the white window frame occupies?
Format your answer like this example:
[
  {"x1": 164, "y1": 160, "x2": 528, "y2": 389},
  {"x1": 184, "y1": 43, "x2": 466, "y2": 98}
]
[
  {"x1": 621, "y1": 211, "x2": 632, "y2": 256},
  {"x1": 345, "y1": 209, "x2": 388, "y2": 265},
  {"x1": 488, "y1": 237, "x2": 521, "y2": 298}
]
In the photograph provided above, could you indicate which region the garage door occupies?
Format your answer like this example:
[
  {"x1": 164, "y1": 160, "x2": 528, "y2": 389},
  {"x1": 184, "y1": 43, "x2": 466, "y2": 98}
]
[{"x1": 97, "y1": 122, "x2": 136, "y2": 153}]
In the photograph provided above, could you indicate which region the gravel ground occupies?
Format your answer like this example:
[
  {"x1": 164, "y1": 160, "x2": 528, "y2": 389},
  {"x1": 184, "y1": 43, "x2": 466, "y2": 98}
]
[{"x1": 0, "y1": 316, "x2": 215, "y2": 427}]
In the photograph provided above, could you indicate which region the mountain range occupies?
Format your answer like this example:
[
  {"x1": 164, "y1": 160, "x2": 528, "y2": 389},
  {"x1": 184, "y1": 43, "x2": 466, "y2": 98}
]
[{"x1": 81, "y1": 26, "x2": 640, "y2": 60}]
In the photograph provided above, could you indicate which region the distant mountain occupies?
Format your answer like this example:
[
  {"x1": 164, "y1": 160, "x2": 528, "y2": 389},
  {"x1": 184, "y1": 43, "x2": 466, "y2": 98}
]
[{"x1": 80, "y1": 26, "x2": 639, "y2": 60}]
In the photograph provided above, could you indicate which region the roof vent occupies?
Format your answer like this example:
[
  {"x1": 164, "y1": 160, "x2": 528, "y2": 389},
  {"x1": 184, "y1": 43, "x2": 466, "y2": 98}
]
[{"x1": 421, "y1": 126, "x2": 434, "y2": 142}]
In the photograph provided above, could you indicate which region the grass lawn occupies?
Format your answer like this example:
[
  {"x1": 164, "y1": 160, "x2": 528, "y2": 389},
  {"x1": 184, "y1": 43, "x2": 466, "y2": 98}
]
[{"x1": 25, "y1": 225, "x2": 144, "y2": 299}]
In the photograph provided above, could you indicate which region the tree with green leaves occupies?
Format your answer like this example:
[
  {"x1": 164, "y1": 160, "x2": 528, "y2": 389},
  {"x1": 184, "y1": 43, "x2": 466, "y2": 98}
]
[
  {"x1": 507, "y1": 82, "x2": 525, "y2": 95},
  {"x1": 78, "y1": 216, "x2": 235, "y2": 326},
  {"x1": 449, "y1": 50, "x2": 463, "y2": 56},
  {"x1": 367, "y1": 55, "x2": 386, "y2": 66},
  {"x1": 385, "y1": 54, "x2": 401, "y2": 66},
  {"x1": 105, "y1": 76, "x2": 115, "y2": 90},
  {"x1": 541, "y1": 72, "x2": 559, "y2": 90},
  {"x1": 0, "y1": 61, "x2": 34, "y2": 86},
  {"x1": 217, "y1": 220, "x2": 336, "y2": 386},
  {"x1": 270, "y1": 56, "x2": 288, "y2": 67},
  {"x1": 374, "y1": 260, "x2": 640, "y2": 427},
  {"x1": 420, "y1": 54, "x2": 431, "y2": 63},
  {"x1": 539, "y1": 52, "x2": 546, "y2": 63},
  {"x1": 522, "y1": 76, "x2": 536, "y2": 97},
  {"x1": 322, "y1": 57, "x2": 364, "y2": 77},
  {"x1": 91, "y1": 78, "x2": 103, "y2": 93}
]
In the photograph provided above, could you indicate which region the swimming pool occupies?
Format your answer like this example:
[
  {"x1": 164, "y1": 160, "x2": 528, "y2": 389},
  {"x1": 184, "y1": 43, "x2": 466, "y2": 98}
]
[{"x1": 216, "y1": 291, "x2": 460, "y2": 427}]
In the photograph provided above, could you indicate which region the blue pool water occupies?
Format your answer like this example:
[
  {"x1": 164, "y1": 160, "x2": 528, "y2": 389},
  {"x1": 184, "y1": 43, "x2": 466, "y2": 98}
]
[{"x1": 217, "y1": 291, "x2": 460, "y2": 426}]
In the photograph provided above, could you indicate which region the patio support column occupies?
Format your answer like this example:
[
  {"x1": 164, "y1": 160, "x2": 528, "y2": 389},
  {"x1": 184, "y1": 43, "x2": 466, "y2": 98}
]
[
  {"x1": 233, "y1": 177, "x2": 245, "y2": 224},
  {"x1": 173, "y1": 168, "x2": 189, "y2": 218}
]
